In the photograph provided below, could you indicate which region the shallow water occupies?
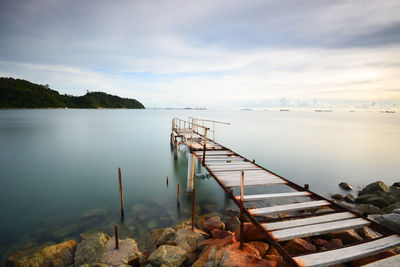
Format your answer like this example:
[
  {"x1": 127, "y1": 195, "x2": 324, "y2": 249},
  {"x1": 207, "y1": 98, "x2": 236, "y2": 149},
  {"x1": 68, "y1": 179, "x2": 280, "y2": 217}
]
[{"x1": 0, "y1": 109, "x2": 399, "y2": 262}]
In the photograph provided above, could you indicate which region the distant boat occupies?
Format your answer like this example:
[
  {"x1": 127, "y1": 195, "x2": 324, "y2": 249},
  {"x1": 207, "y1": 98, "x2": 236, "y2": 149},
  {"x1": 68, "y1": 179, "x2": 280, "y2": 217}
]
[
  {"x1": 280, "y1": 109, "x2": 290, "y2": 111},
  {"x1": 380, "y1": 110, "x2": 396, "y2": 113},
  {"x1": 349, "y1": 110, "x2": 355, "y2": 112},
  {"x1": 240, "y1": 108, "x2": 252, "y2": 111},
  {"x1": 315, "y1": 109, "x2": 332, "y2": 112}
]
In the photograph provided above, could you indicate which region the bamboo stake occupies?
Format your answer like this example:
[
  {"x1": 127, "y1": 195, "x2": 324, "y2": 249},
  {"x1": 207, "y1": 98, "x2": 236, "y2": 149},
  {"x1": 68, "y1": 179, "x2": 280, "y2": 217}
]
[
  {"x1": 118, "y1": 167, "x2": 124, "y2": 218},
  {"x1": 115, "y1": 224, "x2": 119, "y2": 249},
  {"x1": 240, "y1": 170, "x2": 244, "y2": 250},
  {"x1": 192, "y1": 188, "x2": 196, "y2": 230},
  {"x1": 166, "y1": 176, "x2": 168, "y2": 186}
]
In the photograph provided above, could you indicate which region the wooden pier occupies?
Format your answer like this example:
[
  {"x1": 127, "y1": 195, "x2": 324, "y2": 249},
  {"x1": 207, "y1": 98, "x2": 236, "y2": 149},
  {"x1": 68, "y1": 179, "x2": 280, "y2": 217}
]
[{"x1": 171, "y1": 117, "x2": 400, "y2": 267}]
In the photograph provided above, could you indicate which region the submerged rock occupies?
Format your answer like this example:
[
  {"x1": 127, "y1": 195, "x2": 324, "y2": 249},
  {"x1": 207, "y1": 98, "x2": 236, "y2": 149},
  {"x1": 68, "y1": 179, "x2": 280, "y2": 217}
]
[
  {"x1": 7, "y1": 240, "x2": 77, "y2": 267},
  {"x1": 80, "y1": 209, "x2": 107, "y2": 221},
  {"x1": 344, "y1": 193, "x2": 355, "y2": 203},
  {"x1": 148, "y1": 245, "x2": 187, "y2": 267},
  {"x1": 339, "y1": 182, "x2": 353, "y2": 191},
  {"x1": 331, "y1": 194, "x2": 344, "y2": 201}
]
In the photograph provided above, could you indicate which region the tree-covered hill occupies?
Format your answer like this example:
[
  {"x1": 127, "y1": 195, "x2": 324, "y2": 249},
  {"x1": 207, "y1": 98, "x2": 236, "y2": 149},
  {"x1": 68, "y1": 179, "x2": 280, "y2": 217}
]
[{"x1": 0, "y1": 77, "x2": 145, "y2": 109}]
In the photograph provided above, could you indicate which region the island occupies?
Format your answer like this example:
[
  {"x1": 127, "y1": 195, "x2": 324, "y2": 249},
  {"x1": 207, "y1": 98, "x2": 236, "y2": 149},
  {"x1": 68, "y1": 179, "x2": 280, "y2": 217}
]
[{"x1": 0, "y1": 77, "x2": 145, "y2": 109}]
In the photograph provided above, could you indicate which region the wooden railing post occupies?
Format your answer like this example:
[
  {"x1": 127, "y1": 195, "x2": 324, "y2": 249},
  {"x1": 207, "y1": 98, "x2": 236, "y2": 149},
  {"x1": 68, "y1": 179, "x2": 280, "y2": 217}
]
[
  {"x1": 240, "y1": 170, "x2": 244, "y2": 250},
  {"x1": 213, "y1": 121, "x2": 215, "y2": 141},
  {"x1": 202, "y1": 128, "x2": 208, "y2": 163}
]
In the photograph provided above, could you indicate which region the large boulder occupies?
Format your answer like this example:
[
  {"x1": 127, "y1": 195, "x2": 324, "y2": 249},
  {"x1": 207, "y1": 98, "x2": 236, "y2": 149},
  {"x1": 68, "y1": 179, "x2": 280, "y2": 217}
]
[
  {"x1": 99, "y1": 238, "x2": 142, "y2": 266},
  {"x1": 355, "y1": 204, "x2": 383, "y2": 215},
  {"x1": 200, "y1": 216, "x2": 225, "y2": 233},
  {"x1": 74, "y1": 233, "x2": 110, "y2": 265},
  {"x1": 372, "y1": 213, "x2": 400, "y2": 234},
  {"x1": 225, "y1": 216, "x2": 240, "y2": 232},
  {"x1": 138, "y1": 228, "x2": 164, "y2": 252},
  {"x1": 192, "y1": 235, "x2": 236, "y2": 267},
  {"x1": 7, "y1": 240, "x2": 77, "y2": 267},
  {"x1": 156, "y1": 227, "x2": 176, "y2": 247},
  {"x1": 213, "y1": 242, "x2": 275, "y2": 267},
  {"x1": 174, "y1": 227, "x2": 204, "y2": 253},
  {"x1": 234, "y1": 223, "x2": 266, "y2": 242},
  {"x1": 358, "y1": 181, "x2": 389, "y2": 196},
  {"x1": 248, "y1": 241, "x2": 269, "y2": 258},
  {"x1": 283, "y1": 238, "x2": 317, "y2": 256},
  {"x1": 329, "y1": 229, "x2": 363, "y2": 244},
  {"x1": 147, "y1": 245, "x2": 187, "y2": 267},
  {"x1": 356, "y1": 194, "x2": 389, "y2": 208}
]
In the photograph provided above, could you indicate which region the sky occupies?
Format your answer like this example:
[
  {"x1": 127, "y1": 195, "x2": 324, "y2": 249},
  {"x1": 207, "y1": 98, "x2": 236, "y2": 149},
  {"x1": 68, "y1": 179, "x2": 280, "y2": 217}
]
[{"x1": 0, "y1": 0, "x2": 399, "y2": 109}]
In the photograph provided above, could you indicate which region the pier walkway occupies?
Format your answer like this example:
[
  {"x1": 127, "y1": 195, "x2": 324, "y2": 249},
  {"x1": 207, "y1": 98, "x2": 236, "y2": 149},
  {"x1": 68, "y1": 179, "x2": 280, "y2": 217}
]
[{"x1": 171, "y1": 117, "x2": 400, "y2": 267}]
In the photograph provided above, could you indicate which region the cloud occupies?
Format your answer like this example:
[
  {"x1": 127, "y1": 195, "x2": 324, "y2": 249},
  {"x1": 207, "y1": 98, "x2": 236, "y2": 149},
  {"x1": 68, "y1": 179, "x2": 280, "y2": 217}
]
[{"x1": 0, "y1": 0, "x2": 399, "y2": 108}]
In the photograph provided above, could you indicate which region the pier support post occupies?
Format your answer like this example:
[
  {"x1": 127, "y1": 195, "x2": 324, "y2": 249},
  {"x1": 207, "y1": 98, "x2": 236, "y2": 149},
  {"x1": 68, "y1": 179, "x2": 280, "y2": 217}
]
[
  {"x1": 118, "y1": 167, "x2": 125, "y2": 219},
  {"x1": 191, "y1": 188, "x2": 196, "y2": 230},
  {"x1": 177, "y1": 184, "x2": 181, "y2": 206},
  {"x1": 187, "y1": 152, "x2": 195, "y2": 192},
  {"x1": 115, "y1": 224, "x2": 119, "y2": 249}
]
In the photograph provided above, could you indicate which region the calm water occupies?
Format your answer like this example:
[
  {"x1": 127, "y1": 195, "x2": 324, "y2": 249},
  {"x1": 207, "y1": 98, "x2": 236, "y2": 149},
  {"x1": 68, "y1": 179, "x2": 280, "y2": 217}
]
[{"x1": 0, "y1": 109, "x2": 399, "y2": 262}]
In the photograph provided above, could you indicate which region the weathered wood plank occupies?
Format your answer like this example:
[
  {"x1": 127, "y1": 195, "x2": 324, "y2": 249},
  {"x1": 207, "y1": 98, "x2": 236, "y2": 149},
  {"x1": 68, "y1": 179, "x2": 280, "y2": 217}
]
[
  {"x1": 270, "y1": 217, "x2": 369, "y2": 241},
  {"x1": 236, "y1": 191, "x2": 311, "y2": 202},
  {"x1": 262, "y1": 212, "x2": 355, "y2": 231},
  {"x1": 211, "y1": 167, "x2": 262, "y2": 172},
  {"x1": 224, "y1": 178, "x2": 287, "y2": 188},
  {"x1": 249, "y1": 200, "x2": 330, "y2": 216},
  {"x1": 294, "y1": 235, "x2": 400, "y2": 267}
]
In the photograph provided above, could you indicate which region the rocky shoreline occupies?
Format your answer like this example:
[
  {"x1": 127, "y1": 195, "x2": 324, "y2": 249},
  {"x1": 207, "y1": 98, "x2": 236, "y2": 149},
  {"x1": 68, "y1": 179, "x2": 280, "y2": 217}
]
[
  {"x1": 5, "y1": 180, "x2": 400, "y2": 267},
  {"x1": 332, "y1": 181, "x2": 400, "y2": 234}
]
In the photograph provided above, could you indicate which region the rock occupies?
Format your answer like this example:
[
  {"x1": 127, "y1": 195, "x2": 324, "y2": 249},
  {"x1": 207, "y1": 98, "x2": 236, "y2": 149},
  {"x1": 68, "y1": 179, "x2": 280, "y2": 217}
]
[
  {"x1": 313, "y1": 238, "x2": 328, "y2": 247},
  {"x1": 234, "y1": 223, "x2": 265, "y2": 242},
  {"x1": 264, "y1": 247, "x2": 283, "y2": 265},
  {"x1": 359, "y1": 181, "x2": 389, "y2": 196},
  {"x1": 319, "y1": 239, "x2": 343, "y2": 251},
  {"x1": 99, "y1": 238, "x2": 142, "y2": 266},
  {"x1": 283, "y1": 238, "x2": 317, "y2": 256},
  {"x1": 196, "y1": 239, "x2": 214, "y2": 252},
  {"x1": 331, "y1": 194, "x2": 344, "y2": 201},
  {"x1": 356, "y1": 194, "x2": 389, "y2": 208},
  {"x1": 351, "y1": 250, "x2": 396, "y2": 267},
  {"x1": 138, "y1": 228, "x2": 164, "y2": 252},
  {"x1": 385, "y1": 202, "x2": 400, "y2": 213},
  {"x1": 192, "y1": 235, "x2": 236, "y2": 267},
  {"x1": 148, "y1": 245, "x2": 187, "y2": 267},
  {"x1": 392, "y1": 182, "x2": 400, "y2": 187},
  {"x1": 393, "y1": 208, "x2": 400, "y2": 214},
  {"x1": 174, "y1": 228, "x2": 204, "y2": 252},
  {"x1": 339, "y1": 182, "x2": 353, "y2": 191},
  {"x1": 344, "y1": 193, "x2": 356, "y2": 203},
  {"x1": 74, "y1": 233, "x2": 110, "y2": 265},
  {"x1": 201, "y1": 216, "x2": 225, "y2": 233},
  {"x1": 225, "y1": 216, "x2": 240, "y2": 232},
  {"x1": 372, "y1": 213, "x2": 400, "y2": 233},
  {"x1": 248, "y1": 241, "x2": 269, "y2": 258},
  {"x1": 197, "y1": 213, "x2": 221, "y2": 231},
  {"x1": 211, "y1": 229, "x2": 232, "y2": 239},
  {"x1": 355, "y1": 227, "x2": 380, "y2": 240},
  {"x1": 80, "y1": 209, "x2": 107, "y2": 221},
  {"x1": 214, "y1": 242, "x2": 275, "y2": 267},
  {"x1": 355, "y1": 204, "x2": 383, "y2": 215},
  {"x1": 329, "y1": 229, "x2": 363, "y2": 244},
  {"x1": 156, "y1": 228, "x2": 176, "y2": 247},
  {"x1": 185, "y1": 252, "x2": 199, "y2": 265},
  {"x1": 7, "y1": 240, "x2": 77, "y2": 267},
  {"x1": 147, "y1": 219, "x2": 158, "y2": 229}
]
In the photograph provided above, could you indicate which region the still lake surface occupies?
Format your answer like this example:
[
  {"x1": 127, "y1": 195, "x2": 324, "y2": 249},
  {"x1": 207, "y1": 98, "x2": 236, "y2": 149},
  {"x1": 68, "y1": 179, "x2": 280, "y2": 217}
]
[{"x1": 0, "y1": 109, "x2": 399, "y2": 261}]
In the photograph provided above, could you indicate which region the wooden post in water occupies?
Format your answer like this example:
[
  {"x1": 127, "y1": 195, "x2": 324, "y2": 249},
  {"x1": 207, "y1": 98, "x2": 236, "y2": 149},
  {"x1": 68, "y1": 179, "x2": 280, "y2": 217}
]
[
  {"x1": 191, "y1": 188, "x2": 196, "y2": 230},
  {"x1": 114, "y1": 224, "x2": 119, "y2": 249},
  {"x1": 239, "y1": 170, "x2": 244, "y2": 250},
  {"x1": 118, "y1": 167, "x2": 125, "y2": 219},
  {"x1": 187, "y1": 152, "x2": 195, "y2": 192},
  {"x1": 202, "y1": 128, "x2": 208, "y2": 163},
  {"x1": 252, "y1": 159, "x2": 255, "y2": 163},
  {"x1": 177, "y1": 184, "x2": 181, "y2": 206},
  {"x1": 166, "y1": 176, "x2": 168, "y2": 186}
]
